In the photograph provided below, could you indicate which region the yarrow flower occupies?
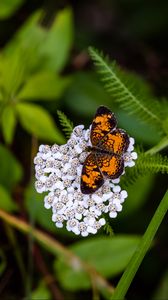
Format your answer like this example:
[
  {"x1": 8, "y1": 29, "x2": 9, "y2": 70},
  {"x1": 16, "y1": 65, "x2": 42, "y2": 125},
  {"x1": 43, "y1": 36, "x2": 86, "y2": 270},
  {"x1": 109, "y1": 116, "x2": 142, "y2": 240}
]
[{"x1": 34, "y1": 122, "x2": 137, "y2": 237}]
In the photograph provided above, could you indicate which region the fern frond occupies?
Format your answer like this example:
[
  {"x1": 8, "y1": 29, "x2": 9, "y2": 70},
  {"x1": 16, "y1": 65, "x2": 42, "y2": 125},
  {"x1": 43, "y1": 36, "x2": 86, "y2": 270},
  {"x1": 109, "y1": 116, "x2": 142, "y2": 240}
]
[
  {"x1": 57, "y1": 110, "x2": 73, "y2": 138},
  {"x1": 89, "y1": 47, "x2": 163, "y2": 133},
  {"x1": 122, "y1": 151, "x2": 168, "y2": 186},
  {"x1": 103, "y1": 221, "x2": 114, "y2": 236},
  {"x1": 136, "y1": 152, "x2": 168, "y2": 175}
]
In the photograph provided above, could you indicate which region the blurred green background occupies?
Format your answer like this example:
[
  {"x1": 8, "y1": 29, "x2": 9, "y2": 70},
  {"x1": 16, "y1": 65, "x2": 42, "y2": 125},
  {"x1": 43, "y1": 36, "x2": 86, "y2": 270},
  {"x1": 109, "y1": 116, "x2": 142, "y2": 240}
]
[{"x1": 0, "y1": 0, "x2": 168, "y2": 299}]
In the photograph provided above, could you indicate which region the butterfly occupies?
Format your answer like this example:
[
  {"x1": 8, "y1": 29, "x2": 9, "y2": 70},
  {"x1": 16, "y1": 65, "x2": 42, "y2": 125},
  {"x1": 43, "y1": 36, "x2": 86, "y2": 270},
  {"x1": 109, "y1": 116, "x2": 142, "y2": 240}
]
[{"x1": 80, "y1": 106, "x2": 129, "y2": 194}]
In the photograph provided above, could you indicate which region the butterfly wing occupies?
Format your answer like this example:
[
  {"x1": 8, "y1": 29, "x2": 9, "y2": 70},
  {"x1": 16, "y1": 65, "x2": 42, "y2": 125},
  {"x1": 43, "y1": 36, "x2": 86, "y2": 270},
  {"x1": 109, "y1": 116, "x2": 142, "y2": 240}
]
[
  {"x1": 91, "y1": 106, "x2": 117, "y2": 146},
  {"x1": 96, "y1": 153, "x2": 124, "y2": 179},
  {"x1": 97, "y1": 129, "x2": 129, "y2": 154},
  {"x1": 81, "y1": 153, "x2": 104, "y2": 194}
]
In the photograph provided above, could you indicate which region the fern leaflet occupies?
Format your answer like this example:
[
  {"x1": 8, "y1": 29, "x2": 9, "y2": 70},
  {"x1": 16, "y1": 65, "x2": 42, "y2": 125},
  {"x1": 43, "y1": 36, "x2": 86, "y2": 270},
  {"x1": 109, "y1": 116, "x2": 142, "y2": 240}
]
[
  {"x1": 57, "y1": 110, "x2": 73, "y2": 138},
  {"x1": 89, "y1": 47, "x2": 163, "y2": 132},
  {"x1": 122, "y1": 151, "x2": 168, "y2": 186}
]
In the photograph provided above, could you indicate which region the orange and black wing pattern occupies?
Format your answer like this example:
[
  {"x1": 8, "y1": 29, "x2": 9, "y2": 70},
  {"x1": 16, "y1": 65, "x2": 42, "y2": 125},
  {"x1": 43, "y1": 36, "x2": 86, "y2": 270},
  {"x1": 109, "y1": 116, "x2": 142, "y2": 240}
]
[
  {"x1": 98, "y1": 129, "x2": 129, "y2": 154},
  {"x1": 96, "y1": 153, "x2": 124, "y2": 179},
  {"x1": 81, "y1": 106, "x2": 129, "y2": 194},
  {"x1": 91, "y1": 106, "x2": 117, "y2": 146},
  {"x1": 81, "y1": 153, "x2": 104, "y2": 194}
]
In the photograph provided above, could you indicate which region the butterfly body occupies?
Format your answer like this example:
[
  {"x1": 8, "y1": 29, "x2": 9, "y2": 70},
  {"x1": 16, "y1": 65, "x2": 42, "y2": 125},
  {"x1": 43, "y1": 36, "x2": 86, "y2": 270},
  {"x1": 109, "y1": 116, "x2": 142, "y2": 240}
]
[{"x1": 81, "y1": 106, "x2": 129, "y2": 194}]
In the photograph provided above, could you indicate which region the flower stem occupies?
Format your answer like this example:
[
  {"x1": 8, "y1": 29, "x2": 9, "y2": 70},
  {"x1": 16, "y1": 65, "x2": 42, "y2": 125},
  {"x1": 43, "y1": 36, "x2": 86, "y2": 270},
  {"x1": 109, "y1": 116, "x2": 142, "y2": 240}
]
[{"x1": 111, "y1": 189, "x2": 168, "y2": 300}]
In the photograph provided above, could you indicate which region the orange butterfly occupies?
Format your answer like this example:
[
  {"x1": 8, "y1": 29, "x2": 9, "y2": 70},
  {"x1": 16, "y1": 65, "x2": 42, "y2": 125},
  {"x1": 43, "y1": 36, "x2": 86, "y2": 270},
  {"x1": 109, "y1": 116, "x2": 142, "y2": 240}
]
[{"x1": 81, "y1": 106, "x2": 129, "y2": 194}]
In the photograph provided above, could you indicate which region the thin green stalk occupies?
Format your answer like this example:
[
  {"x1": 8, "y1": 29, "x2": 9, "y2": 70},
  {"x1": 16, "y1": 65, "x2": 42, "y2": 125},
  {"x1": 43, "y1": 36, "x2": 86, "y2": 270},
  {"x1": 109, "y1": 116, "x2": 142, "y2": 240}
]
[{"x1": 111, "y1": 189, "x2": 168, "y2": 300}]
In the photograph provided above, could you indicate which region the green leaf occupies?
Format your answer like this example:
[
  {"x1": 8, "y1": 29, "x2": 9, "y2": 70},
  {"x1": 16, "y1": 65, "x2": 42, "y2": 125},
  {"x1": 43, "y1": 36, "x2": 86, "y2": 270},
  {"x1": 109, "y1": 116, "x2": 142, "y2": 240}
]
[
  {"x1": 31, "y1": 280, "x2": 51, "y2": 300},
  {"x1": 41, "y1": 8, "x2": 74, "y2": 72},
  {"x1": 64, "y1": 72, "x2": 110, "y2": 116},
  {"x1": 0, "y1": 0, "x2": 25, "y2": 19},
  {"x1": 0, "y1": 144, "x2": 23, "y2": 190},
  {"x1": 0, "y1": 51, "x2": 26, "y2": 97},
  {"x1": 24, "y1": 182, "x2": 56, "y2": 233},
  {"x1": 54, "y1": 235, "x2": 140, "y2": 291},
  {"x1": 4, "y1": 11, "x2": 47, "y2": 74},
  {"x1": 1, "y1": 105, "x2": 17, "y2": 144},
  {"x1": 0, "y1": 185, "x2": 17, "y2": 212},
  {"x1": 18, "y1": 72, "x2": 71, "y2": 101},
  {"x1": 16, "y1": 103, "x2": 65, "y2": 143}
]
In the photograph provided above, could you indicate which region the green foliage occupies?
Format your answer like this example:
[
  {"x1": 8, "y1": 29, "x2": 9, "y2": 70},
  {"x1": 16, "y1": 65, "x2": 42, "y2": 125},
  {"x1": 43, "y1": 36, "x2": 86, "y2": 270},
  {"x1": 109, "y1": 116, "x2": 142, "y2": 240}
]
[
  {"x1": 0, "y1": 0, "x2": 25, "y2": 19},
  {"x1": 57, "y1": 110, "x2": 74, "y2": 138},
  {"x1": 0, "y1": 8, "x2": 74, "y2": 144},
  {"x1": 136, "y1": 152, "x2": 168, "y2": 175},
  {"x1": 1, "y1": 105, "x2": 17, "y2": 144},
  {"x1": 24, "y1": 182, "x2": 56, "y2": 233},
  {"x1": 88, "y1": 47, "x2": 165, "y2": 134},
  {"x1": 16, "y1": 103, "x2": 65, "y2": 143},
  {"x1": 18, "y1": 72, "x2": 71, "y2": 101},
  {"x1": 40, "y1": 8, "x2": 74, "y2": 72},
  {"x1": 54, "y1": 235, "x2": 140, "y2": 291},
  {"x1": 0, "y1": 144, "x2": 22, "y2": 191},
  {"x1": 103, "y1": 221, "x2": 114, "y2": 236},
  {"x1": 123, "y1": 151, "x2": 168, "y2": 186},
  {"x1": 0, "y1": 185, "x2": 17, "y2": 212},
  {"x1": 64, "y1": 72, "x2": 110, "y2": 116},
  {"x1": 31, "y1": 280, "x2": 52, "y2": 300},
  {"x1": 121, "y1": 174, "x2": 155, "y2": 216}
]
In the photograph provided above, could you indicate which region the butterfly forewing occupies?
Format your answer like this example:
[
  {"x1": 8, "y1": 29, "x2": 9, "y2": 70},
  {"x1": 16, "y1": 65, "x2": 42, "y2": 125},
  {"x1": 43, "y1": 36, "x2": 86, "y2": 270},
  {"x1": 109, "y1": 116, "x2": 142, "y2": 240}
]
[
  {"x1": 97, "y1": 129, "x2": 130, "y2": 154},
  {"x1": 91, "y1": 106, "x2": 117, "y2": 146}
]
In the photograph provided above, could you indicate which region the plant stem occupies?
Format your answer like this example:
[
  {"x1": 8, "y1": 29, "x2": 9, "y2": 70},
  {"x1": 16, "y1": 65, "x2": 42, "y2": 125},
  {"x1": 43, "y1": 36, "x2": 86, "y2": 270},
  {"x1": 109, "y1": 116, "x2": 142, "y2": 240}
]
[
  {"x1": 0, "y1": 209, "x2": 114, "y2": 295},
  {"x1": 111, "y1": 189, "x2": 168, "y2": 300}
]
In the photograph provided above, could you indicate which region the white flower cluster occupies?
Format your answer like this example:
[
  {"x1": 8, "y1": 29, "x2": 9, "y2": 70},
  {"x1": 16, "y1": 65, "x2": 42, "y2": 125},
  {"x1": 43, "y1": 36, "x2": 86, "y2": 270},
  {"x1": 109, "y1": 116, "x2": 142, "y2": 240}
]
[{"x1": 34, "y1": 125, "x2": 137, "y2": 236}]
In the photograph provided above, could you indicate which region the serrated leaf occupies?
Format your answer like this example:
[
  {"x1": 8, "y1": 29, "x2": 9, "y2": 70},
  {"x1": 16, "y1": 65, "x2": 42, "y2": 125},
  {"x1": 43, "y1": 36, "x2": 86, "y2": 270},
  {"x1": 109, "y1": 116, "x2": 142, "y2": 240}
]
[
  {"x1": 54, "y1": 235, "x2": 140, "y2": 291},
  {"x1": 0, "y1": 144, "x2": 23, "y2": 190},
  {"x1": 18, "y1": 72, "x2": 71, "y2": 101},
  {"x1": 0, "y1": 185, "x2": 17, "y2": 212},
  {"x1": 0, "y1": 0, "x2": 25, "y2": 19},
  {"x1": 16, "y1": 103, "x2": 65, "y2": 143},
  {"x1": 41, "y1": 8, "x2": 74, "y2": 72},
  {"x1": 1, "y1": 105, "x2": 17, "y2": 144}
]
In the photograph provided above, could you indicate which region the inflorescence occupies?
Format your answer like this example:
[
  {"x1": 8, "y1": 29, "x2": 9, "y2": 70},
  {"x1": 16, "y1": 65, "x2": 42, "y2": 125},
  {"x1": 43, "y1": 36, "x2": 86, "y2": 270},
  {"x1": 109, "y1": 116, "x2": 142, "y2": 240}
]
[{"x1": 34, "y1": 125, "x2": 137, "y2": 236}]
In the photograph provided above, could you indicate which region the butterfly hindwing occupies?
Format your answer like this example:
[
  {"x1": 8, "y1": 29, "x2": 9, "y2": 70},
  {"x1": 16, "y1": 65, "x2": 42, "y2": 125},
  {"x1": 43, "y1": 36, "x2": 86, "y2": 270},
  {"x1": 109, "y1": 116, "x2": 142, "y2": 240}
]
[
  {"x1": 98, "y1": 129, "x2": 130, "y2": 154},
  {"x1": 91, "y1": 106, "x2": 117, "y2": 146},
  {"x1": 81, "y1": 153, "x2": 104, "y2": 194},
  {"x1": 96, "y1": 153, "x2": 124, "y2": 179}
]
